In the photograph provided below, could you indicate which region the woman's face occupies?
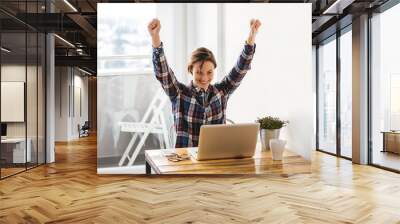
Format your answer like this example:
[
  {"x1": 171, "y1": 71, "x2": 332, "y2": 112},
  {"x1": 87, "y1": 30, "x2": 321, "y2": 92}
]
[{"x1": 191, "y1": 60, "x2": 215, "y2": 90}]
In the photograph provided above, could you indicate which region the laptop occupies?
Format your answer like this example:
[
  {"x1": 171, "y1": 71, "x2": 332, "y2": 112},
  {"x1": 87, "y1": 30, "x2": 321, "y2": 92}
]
[{"x1": 189, "y1": 123, "x2": 260, "y2": 161}]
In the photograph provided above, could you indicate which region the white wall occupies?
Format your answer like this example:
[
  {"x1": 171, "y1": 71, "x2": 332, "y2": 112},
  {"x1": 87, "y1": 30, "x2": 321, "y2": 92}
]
[
  {"x1": 1, "y1": 82, "x2": 25, "y2": 122},
  {"x1": 55, "y1": 67, "x2": 89, "y2": 141},
  {"x1": 223, "y1": 4, "x2": 313, "y2": 160},
  {"x1": 1, "y1": 65, "x2": 27, "y2": 140},
  {"x1": 1, "y1": 63, "x2": 46, "y2": 163},
  {"x1": 55, "y1": 67, "x2": 68, "y2": 141},
  {"x1": 157, "y1": 4, "x2": 188, "y2": 83},
  {"x1": 72, "y1": 73, "x2": 89, "y2": 138},
  {"x1": 157, "y1": 4, "x2": 219, "y2": 84},
  {"x1": 1, "y1": 65, "x2": 39, "y2": 138}
]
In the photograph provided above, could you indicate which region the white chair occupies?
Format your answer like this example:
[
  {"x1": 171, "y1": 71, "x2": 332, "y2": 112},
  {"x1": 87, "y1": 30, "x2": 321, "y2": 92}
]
[
  {"x1": 226, "y1": 119, "x2": 235, "y2": 124},
  {"x1": 118, "y1": 89, "x2": 171, "y2": 167}
]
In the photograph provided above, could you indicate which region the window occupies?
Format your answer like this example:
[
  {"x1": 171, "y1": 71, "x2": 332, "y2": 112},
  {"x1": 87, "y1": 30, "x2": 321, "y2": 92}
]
[
  {"x1": 316, "y1": 25, "x2": 353, "y2": 159},
  {"x1": 318, "y1": 36, "x2": 337, "y2": 154},
  {"x1": 390, "y1": 74, "x2": 400, "y2": 130},
  {"x1": 340, "y1": 28, "x2": 352, "y2": 158},
  {"x1": 97, "y1": 4, "x2": 173, "y2": 171},
  {"x1": 98, "y1": 4, "x2": 155, "y2": 76},
  {"x1": 371, "y1": 3, "x2": 400, "y2": 171}
]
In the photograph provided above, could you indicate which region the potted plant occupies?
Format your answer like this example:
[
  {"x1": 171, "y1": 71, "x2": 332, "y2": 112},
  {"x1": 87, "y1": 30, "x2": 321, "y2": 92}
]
[{"x1": 256, "y1": 116, "x2": 288, "y2": 150}]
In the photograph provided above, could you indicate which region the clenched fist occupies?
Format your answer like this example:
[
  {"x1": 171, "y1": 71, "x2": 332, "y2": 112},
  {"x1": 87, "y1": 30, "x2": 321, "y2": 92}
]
[
  {"x1": 247, "y1": 19, "x2": 261, "y2": 46},
  {"x1": 148, "y1": 18, "x2": 161, "y2": 48},
  {"x1": 148, "y1": 18, "x2": 161, "y2": 37}
]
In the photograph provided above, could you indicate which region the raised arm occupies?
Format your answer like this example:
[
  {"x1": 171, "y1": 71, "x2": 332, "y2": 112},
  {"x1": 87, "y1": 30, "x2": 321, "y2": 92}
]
[
  {"x1": 148, "y1": 18, "x2": 182, "y2": 100},
  {"x1": 215, "y1": 19, "x2": 261, "y2": 96}
]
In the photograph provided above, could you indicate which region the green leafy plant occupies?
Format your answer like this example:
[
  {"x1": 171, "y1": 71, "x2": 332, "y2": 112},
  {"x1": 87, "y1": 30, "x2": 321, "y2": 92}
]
[{"x1": 256, "y1": 116, "x2": 288, "y2": 130}]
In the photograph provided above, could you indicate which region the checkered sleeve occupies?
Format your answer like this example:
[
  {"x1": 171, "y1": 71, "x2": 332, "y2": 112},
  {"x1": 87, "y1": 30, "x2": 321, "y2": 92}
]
[
  {"x1": 152, "y1": 42, "x2": 182, "y2": 100},
  {"x1": 216, "y1": 43, "x2": 256, "y2": 95}
]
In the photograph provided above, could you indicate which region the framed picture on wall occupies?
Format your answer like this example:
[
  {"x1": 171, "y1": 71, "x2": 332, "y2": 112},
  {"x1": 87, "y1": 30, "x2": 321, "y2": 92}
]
[{"x1": 1, "y1": 81, "x2": 25, "y2": 122}]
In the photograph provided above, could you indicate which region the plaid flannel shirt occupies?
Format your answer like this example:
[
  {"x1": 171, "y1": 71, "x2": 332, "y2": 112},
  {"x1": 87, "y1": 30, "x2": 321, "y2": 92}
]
[{"x1": 152, "y1": 42, "x2": 256, "y2": 148}]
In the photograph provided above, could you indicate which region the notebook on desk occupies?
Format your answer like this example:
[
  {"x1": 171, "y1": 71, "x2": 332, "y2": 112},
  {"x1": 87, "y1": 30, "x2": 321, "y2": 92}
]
[{"x1": 189, "y1": 123, "x2": 259, "y2": 161}]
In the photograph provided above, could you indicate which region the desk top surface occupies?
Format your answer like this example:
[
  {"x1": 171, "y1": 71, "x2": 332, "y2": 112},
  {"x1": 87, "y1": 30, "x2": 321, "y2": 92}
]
[
  {"x1": 145, "y1": 145, "x2": 311, "y2": 175},
  {"x1": 381, "y1": 131, "x2": 400, "y2": 134},
  {"x1": 1, "y1": 138, "x2": 27, "y2": 143}
]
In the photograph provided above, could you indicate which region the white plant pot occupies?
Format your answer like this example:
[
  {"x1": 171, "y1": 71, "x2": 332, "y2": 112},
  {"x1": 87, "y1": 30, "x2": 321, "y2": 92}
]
[
  {"x1": 269, "y1": 139, "x2": 287, "y2": 160},
  {"x1": 260, "y1": 129, "x2": 280, "y2": 150}
]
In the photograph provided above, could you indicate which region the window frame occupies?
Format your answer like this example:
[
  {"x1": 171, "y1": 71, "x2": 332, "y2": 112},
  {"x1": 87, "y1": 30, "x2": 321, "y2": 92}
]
[{"x1": 315, "y1": 24, "x2": 353, "y2": 161}]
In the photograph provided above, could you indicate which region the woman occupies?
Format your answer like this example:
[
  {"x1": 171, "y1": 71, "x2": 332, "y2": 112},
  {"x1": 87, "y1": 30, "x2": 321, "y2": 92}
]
[{"x1": 148, "y1": 18, "x2": 261, "y2": 148}]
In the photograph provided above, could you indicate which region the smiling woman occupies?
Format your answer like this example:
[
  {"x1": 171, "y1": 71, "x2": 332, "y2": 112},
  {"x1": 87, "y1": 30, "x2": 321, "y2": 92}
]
[
  {"x1": 187, "y1": 47, "x2": 217, "y2": 90},
  {"x1": 149, "y1": 18, "x2": 260, "y2": 148}
]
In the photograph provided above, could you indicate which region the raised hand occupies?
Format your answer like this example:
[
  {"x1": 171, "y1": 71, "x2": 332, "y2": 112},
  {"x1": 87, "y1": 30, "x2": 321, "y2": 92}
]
[
  {"x1": 247, "y1": 19, "x2": 261, "y2": 46},
  {"x1": 148, "y1": 18, "x2": 161, "y2": 48}
]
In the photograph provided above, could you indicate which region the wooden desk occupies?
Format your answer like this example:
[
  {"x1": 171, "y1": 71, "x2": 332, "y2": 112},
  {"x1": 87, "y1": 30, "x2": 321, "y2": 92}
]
[
  {"x1": 145, "y1": 146, "x2": 311, "y2": 175},
  {"x1": 1, "y1": 138, "x2": 31, "y2": 164},
  {"x1": 382, "y1": 131, "x2": 400, "y2": 154}
]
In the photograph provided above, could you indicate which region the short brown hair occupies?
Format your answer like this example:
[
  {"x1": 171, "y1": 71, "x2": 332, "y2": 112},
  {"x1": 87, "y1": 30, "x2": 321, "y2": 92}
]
[{"x1": 187, "y1": 47, "x2": 217, "y2": 74}]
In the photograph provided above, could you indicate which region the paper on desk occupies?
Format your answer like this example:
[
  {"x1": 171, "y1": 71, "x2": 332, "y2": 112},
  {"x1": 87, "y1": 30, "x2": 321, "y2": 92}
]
[{"x1": 161, "y1": 148, "x2": 188, "y2": 157}]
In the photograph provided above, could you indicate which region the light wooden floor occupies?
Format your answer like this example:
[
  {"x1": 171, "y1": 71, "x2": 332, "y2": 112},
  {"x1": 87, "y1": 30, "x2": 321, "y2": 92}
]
[
  {"x1": 0, "y1": 167, "x2": 26, "y2": 178},
  {"x1": 372, "y1": 150, "x2": 400, "y2": 171},
  {"x1": 1, "y1": 135, "x2": 400, "y2": 223},
  {"x1": 1, "y1": 163, "x2": 44, "y2": 178}
]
